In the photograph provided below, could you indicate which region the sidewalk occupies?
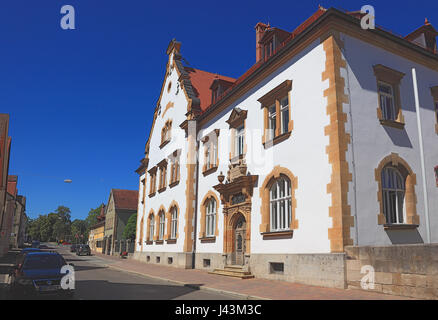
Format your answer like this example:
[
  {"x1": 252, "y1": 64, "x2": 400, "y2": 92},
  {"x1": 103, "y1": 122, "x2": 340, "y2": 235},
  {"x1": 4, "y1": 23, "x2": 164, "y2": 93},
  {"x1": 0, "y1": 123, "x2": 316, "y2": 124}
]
[{"x1": 92, "y1": 251, "x2": 411, "y2": 300}]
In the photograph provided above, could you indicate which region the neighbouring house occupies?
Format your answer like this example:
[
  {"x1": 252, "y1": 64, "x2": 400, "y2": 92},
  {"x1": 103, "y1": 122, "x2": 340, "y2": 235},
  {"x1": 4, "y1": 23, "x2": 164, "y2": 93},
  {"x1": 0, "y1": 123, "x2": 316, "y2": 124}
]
[
  {"x1": 89, "y1": 204, "x2": 106, "y2": 253},
  {"x1": 103, "y1": 189, "x2": 138, "y2": 255},
  {"x1": 134, "y1": 7, "x2": 438, "y2": 299},
  {"x1": 10, "y1": 194, "x2": 27, "y2": 248},
  {"x1": 0, "y1": 114, "x2": 11, "y2": 256}
]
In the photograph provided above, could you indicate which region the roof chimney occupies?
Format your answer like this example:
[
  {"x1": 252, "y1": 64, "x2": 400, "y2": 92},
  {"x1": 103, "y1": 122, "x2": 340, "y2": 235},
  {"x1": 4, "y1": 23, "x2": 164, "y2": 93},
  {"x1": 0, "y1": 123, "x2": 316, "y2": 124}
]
[{"x1": 255, "y1": 22, "x2": 269, "y2": 62}]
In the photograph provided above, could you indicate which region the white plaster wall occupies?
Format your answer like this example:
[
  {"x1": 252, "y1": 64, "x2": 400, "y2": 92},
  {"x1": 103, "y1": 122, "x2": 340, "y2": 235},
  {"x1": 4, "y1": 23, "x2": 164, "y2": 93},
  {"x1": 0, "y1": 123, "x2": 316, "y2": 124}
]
[
  {"x1": 196, "y1": 39, "x2": 333, "y2": 254},
  {"x1": 137, "y1": 52, "x2": 190, "y2": 253},
  {"x1": 342, "y1": 33, "x2": 438, "y2": 246}
]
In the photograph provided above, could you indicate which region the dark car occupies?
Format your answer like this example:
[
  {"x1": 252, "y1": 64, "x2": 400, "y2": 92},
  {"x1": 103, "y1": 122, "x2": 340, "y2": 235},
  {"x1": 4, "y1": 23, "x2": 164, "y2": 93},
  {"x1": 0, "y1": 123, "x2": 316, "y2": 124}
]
[
  {"x1": 9, "y1": 252, "x2": 75, "y2": 298},
  {"x1": 76, "y1": 244, "x2": 91, "y2": 256},
  {"x1": 16, "y1": 248, "x2": 42, "y2": 266},
  {"x1": 70, "y1": 244, "x2": 78, "y2": 253}
]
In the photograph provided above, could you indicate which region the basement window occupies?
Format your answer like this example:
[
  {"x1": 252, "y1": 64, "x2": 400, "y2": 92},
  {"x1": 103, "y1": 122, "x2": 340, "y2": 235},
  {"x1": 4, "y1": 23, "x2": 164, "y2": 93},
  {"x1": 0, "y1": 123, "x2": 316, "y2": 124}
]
[
  {"x1": 203, "y1": 259, "x2": 211, "y2": 268},
  {"x1": 146, "y1": 256, "x2": 150, "y2": 262},
  {"x1": 156, "y1": 257, "x2": 161, "y2": 264},
  {"x1": 269, "y1": 262, "x2": 284, "y2": 274},
  {"x1": 168, "y1": 257, "x2": 173, "y2": 265}
]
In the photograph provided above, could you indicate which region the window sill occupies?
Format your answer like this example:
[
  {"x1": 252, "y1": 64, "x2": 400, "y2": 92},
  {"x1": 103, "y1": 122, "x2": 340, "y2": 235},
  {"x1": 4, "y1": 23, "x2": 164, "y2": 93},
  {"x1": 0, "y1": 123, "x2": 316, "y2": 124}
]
[
  {"x1": 145, "y1": 240, "x2": 153, "y2": 245},
  {"x1": 379, "y1": 119, "x2": 405, "y2": 130},
  {"x1": 263, "y1": 131, "x2": 292, "y2": 149},
  {"x1": 169, "y1": 180, "x2": 180, "y2": 188},
  {"x1": 155, "y1": 240, "x2": 164, "y2": 245},
  {"x1": 158, "y1": 186, "x2": 167, "y2": 193},
  {"x1": 148, "y1": 192, "x2": 156, "y2": 198},
  {"x1": 200, "y1": 236, "x2": 216, "y2": 243},
  {"x1": 383, "y1": 224, "x2": 419, "y2": 230},
  {"x1": 261, "y1": 230, "x2": 293, "y2": 240},
  {"x1": 159, "y1": 139, "x2": 171, "y2": 149},
  {"x1": 166, "y1": 239, "x2": 177, "y2": 244},
  {"x1": 202, "y1": 166, "x2": 218, "y2": 177}
]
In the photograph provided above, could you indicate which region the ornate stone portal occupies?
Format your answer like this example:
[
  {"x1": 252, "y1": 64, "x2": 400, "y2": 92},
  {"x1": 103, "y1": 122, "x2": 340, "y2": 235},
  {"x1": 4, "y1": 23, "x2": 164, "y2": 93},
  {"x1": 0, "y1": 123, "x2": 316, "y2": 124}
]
[{"x1": 213, "y1": 162, "x2": 258, "y2": 268}]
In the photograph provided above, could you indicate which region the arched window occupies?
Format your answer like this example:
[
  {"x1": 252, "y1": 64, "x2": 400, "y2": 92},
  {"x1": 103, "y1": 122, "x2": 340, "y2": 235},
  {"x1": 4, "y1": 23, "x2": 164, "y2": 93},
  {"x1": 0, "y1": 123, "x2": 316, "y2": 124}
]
[
  {"x1": 206, "y1": 198, "x2": 217, "y2": 237},
  {"x1": 375, "y1": 153, "x2": 419, "y2": 226},
  {"x1": 269, "y1": 176, "x2": 292, "y2": 231},
  {"x1": 170, "y1": 206, "x2": 178, "y2": 240},
  {"x1": 158, "y1": 211, "x2": 165, "y2": 240},
  {"x1": 381, "y1": 166, "x2": 406, "y2": 224},
  {"x1": 148, "y1": 214, "x2": 155, "y2": 241}
]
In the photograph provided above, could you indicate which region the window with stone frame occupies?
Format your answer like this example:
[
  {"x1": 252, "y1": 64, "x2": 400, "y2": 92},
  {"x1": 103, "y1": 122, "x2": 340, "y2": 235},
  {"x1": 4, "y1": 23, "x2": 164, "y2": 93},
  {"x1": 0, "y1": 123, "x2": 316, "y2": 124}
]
[
  {"x1": 170, "y1": 206, "x2": 178, "y2": 240},
  {"x1": 258, "y1": 80, "x2": 293, "y2": 148},
  {"x1": 148, "y1": 167, "x2": 157, "y2": 197},
  {"x1": 373, "y1": 64, "x2": 405, "y2": 128},
  {"x1": 269, "y1": 176, "x2": 292, "y2": 232},
  {"x1": 141, "y1": 178, "x2": 146, "y2": 204},
  {"x1": 160, "y1": 119, "x2": 172, "y2": 148},
  {"x1": 202, "y1": 129, "x2": 220, "y2": 176},
  {"x1": 157, "y1": 159, "x2": 168, "y2": 192},
  {"x1": 205, "y1": 198, "x2": 217, "y2": 237},
  {"x1": 375, "y1": 153, "x2": 420, "y2": 229},
  {"x1": 158, "y1": 211, "x2": 165, "y2": 241},
  {"x1": 226, "y1": 108, "x2": 247, "y2": 161},
  {"x1": 168, "y1": 149, "x2": 181, "y2": 187},
  {"x1": 147, "y1": 212, "x2": 154, "y2": 243}
]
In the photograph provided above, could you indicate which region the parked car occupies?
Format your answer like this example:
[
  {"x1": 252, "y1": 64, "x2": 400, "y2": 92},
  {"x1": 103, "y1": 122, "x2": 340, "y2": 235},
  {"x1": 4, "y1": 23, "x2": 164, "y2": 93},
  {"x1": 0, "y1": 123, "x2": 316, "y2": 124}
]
[
  {"x1": 76, "y1": 244, "x2": 91, "y2": 256},
  {"x1": 9, "y1": 252, "x2": 75, "y2": 298},
  {"x1": 16, "y1": 248, "x2": 41, "y2": 265},
  {"x1": 70, "y1": 244, "x2": 78, "y2": 253}
]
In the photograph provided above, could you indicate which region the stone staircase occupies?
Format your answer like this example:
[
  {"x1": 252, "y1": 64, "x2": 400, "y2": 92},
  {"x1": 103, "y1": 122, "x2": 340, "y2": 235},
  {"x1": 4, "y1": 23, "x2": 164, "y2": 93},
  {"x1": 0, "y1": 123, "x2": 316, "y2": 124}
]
[{"x1": 208, "y1": 265, "x2": 255, "y2": 279}]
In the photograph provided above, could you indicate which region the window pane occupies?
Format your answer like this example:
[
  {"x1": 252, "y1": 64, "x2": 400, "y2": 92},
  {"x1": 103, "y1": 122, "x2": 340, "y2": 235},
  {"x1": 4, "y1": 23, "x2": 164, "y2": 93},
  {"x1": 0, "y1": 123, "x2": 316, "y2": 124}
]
[{"x1": 281, "y1": 107, "x2": 289, "y2": 134}]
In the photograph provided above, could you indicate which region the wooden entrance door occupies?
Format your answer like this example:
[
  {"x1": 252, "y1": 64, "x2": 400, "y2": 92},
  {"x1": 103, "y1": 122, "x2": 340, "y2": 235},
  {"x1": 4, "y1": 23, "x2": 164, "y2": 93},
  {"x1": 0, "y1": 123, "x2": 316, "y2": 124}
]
[{"x1": 233, "y1": 215, "x2": 246, "y2": 265}]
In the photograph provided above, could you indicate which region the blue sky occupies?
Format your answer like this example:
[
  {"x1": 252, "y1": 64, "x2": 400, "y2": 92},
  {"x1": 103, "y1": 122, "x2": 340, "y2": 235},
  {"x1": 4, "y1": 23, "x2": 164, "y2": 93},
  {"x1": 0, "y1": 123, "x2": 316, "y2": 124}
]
[{"x1": 1, "y1": 0, "x2": 437, "y2": 220}]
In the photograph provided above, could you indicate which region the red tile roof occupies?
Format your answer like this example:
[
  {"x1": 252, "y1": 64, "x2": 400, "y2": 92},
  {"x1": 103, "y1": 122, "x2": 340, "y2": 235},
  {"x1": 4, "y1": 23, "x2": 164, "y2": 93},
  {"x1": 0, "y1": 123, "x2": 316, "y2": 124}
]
[
  {"x1": 185, "y1": 67, "x2": 235, "y2": 111},
  {"x1": 112, "y1": 189, "x2": 138, "y2": 210}
]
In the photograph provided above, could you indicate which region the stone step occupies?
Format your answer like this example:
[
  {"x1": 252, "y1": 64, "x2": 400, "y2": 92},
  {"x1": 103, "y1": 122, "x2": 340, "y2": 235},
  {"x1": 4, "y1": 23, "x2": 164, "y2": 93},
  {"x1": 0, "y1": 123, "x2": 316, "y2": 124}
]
[
  {"x1": 208, "y1": 268, "x2": 255, "y2": 279},
  {"x1": 224, "y1": 265, "x2": 246, "y2": 271}
]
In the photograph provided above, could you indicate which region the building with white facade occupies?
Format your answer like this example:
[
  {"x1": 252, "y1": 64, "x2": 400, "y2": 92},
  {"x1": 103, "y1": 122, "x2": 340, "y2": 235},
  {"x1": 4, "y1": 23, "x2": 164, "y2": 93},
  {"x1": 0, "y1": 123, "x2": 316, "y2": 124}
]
[{"x1": 134, "y1": 7, "x2": 438, "y2": 297}]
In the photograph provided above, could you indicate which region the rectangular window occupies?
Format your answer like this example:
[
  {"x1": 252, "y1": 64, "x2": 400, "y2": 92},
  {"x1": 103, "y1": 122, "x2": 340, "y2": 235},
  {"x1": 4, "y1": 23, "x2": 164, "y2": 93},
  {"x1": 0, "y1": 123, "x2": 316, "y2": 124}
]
[
  {"x1": 378, "y1": 81, "x2": 396, "y2": 121},
  {"x1": 171, "y1": 208, "x2": 178, "y2": 239},
  {"x1": 268, "y1": 104, "x2": 276, "y2": 140},
  {"x1": 236, "y1": 125, "x2": 244, "y2": 156},
  {"x1": 280, "y1": 96, "x2": 289, "y2": 134},
  {"x1": 269, "y1": 262, "x2": 284, "y2": 274}
]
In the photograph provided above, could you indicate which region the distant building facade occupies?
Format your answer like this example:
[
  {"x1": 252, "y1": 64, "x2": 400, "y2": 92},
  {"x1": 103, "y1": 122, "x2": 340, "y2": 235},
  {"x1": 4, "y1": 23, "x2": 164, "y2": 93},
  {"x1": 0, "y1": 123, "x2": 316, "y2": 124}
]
[
  {"x1": 89, "y1": 204, "x2": 106, "y2": 253},
  {"x1": 102, "y1": 189, "x2": 138, "y2": 255}
]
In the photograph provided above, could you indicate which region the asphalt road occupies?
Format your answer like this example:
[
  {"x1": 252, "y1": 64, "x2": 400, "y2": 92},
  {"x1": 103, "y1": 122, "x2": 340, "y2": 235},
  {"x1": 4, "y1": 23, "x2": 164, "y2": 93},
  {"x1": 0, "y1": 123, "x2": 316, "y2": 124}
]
[{"x1": 8, "y1": 245, "x2": 239, "y2": 300}]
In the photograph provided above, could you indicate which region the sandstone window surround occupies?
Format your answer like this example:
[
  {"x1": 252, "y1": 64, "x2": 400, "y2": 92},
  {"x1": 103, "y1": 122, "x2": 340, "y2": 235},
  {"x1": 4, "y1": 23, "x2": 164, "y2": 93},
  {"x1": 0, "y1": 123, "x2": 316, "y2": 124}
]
[
  {"x1": 199, "y1": 191, "x2": 220, "y2": 243},
  {"x1": 155, "y1": 209, "x2": 165, "y2": 244},
  {"x1": 375, "y1": 153, "x2": 419, "y2": 230},
  {"x1": 226, "y1": 108, "x2": 247, "y2": 162},
  {"x1": 259, "y1": 166, "x2": 298, "y2": 240},
  {"x1": 141, "y1": 178, "x2": 146, "y2": 204},
  {"x1": 138, "y1": 216, "x2": 144, "y2": 246},
  {"x1": 373, "y1": 64, "x2": 406, "y2": 129},
  {"x1": 257, "y1": 79, "x2": 293, "y2": 148},
  {"x1": 430, "y1": 86, "x2": 438, "y2": 134},
  {"x1": 201, "y1": 129, "x2": 220, "y2": 176},
  {"x1": 148, "y1": 166, "x2": 157, "y2": 197},
  {"x1": 165, "y1": 202, "x2": 179, "y2": 244},
  {"x1": 160, "y1": 119, "x2": 172, "y2": 149},
  {"x1": 145, "y1": 211, "x2": 155, "y2": 245},
  {"x1": 157, "y1": 159, "x2": 168, "y2": 193},
  {"x1": 168, "y1": 149, "x2": 181, "y2": 187}
]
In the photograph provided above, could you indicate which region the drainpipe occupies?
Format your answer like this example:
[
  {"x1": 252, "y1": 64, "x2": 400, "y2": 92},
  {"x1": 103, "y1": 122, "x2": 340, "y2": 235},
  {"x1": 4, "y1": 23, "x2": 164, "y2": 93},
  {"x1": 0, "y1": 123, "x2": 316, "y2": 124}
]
[
  {"x1": 412, "y1": 68, "x2": 431, "y2": 244},
  {"x1": 192, "y1": 139, "x2": 200, "y2": 269}
]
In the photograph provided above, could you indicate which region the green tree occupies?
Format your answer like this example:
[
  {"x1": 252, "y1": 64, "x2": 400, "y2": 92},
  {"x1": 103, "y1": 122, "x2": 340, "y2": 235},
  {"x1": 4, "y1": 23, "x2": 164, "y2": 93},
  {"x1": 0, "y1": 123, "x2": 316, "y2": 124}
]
[
  {"x1": 84, "y1": 204, "x2": 104, "y2": 240},
  {"x1": 71, "y1": 219, "x2": 87, "y2": 244},
  {"x1": 123, "y1": 213, "x2": 137, "y2": 240}
]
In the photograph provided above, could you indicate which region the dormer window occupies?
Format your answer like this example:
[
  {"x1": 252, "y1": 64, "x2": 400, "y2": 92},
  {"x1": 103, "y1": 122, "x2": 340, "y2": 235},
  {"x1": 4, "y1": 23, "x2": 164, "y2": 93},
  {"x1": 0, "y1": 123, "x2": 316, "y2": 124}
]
[
  {"x1": 210, "y1": 79, "x2": 234, "y2": 104},
  {"x1": 264, "y1": 39, "x2": 274, "y2": 59}
]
